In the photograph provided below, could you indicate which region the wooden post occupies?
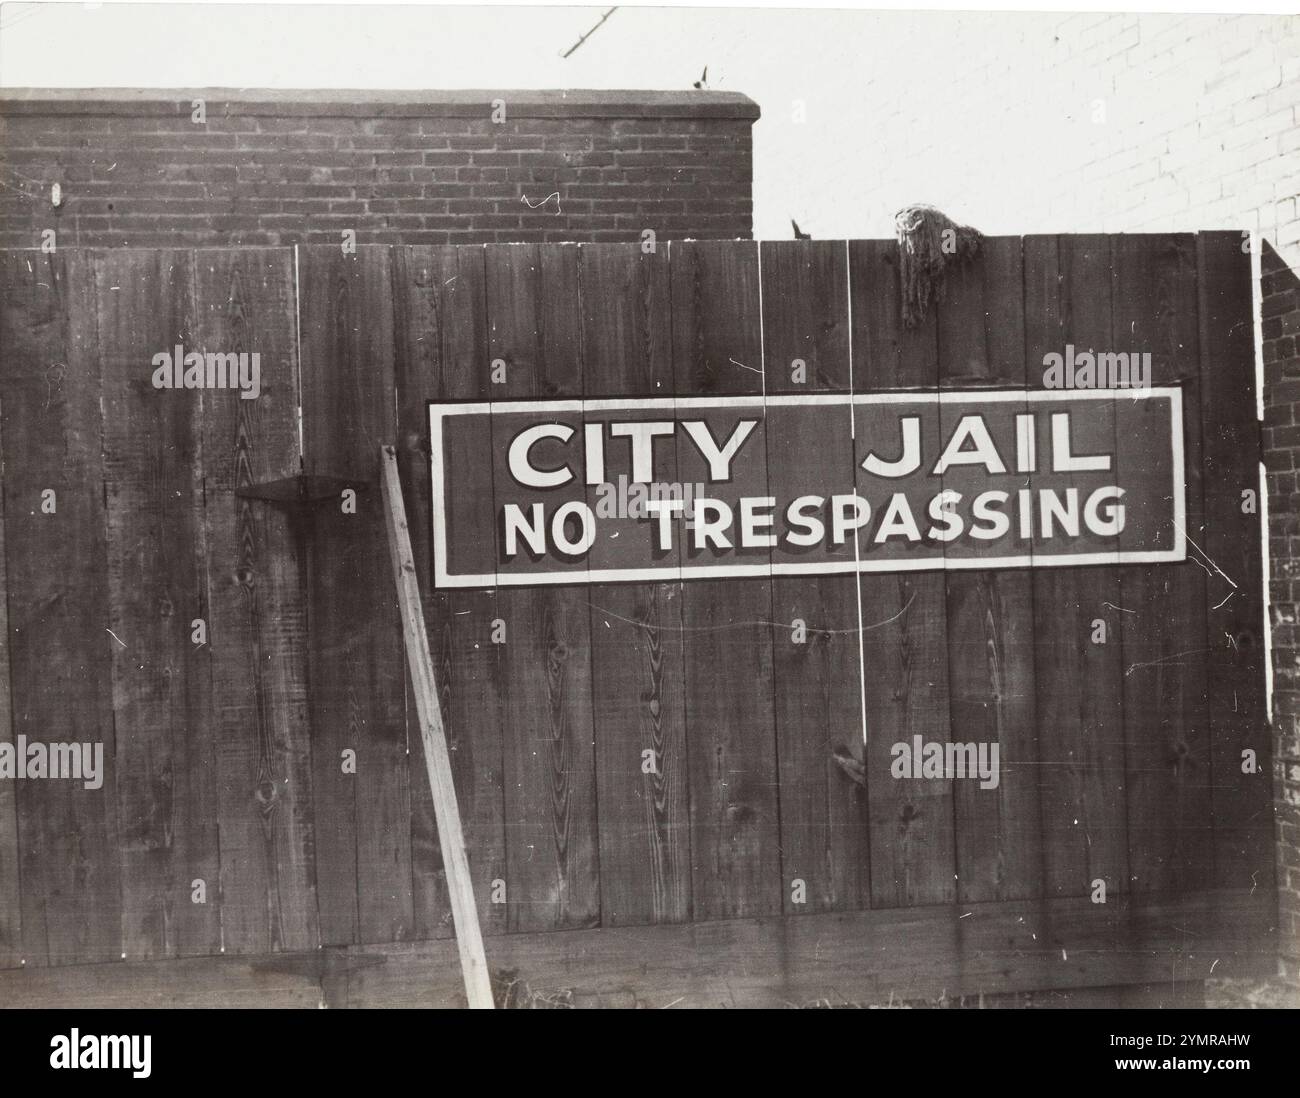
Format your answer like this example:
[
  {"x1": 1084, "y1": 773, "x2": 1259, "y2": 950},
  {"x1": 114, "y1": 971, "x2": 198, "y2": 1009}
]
[{"x1": 379, "y1": 444, "x2": 494, "y2": 1009}]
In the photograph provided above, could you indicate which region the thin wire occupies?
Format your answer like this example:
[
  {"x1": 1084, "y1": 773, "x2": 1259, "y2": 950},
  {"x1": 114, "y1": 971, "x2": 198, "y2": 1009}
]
[
  {"x1": 756, "y1": 239, "x2": 766, "y2": 412},
  {"x1": 0, "y1": 175, "x2": 38, "y2": 200},
  {"x1": 293, "y1": 243, "x2": 304, "y2": 462},
  {"x1": 847, "y1": 239, "x2": 869, "y2": 746},
  {"x1": 589, "y1": 588, "x2": 916, "y2": 640},
  {"x1": 0, "y1": 5, "x2": 44, "y2": 32},
  {"x1": 0, "y1": 162, "x2": 48, "y2": 188}
]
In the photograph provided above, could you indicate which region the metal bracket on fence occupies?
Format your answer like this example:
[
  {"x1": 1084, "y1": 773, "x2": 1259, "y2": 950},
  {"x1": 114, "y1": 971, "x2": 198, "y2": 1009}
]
[{"x1": 234, "y1": 474, "x2": 366, "y2": 507}]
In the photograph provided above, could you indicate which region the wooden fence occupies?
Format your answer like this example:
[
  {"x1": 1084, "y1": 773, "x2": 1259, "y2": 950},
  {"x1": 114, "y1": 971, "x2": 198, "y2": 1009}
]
[{"x1": 0, "y1": 236, "x2": 1276, "y2": 1004}]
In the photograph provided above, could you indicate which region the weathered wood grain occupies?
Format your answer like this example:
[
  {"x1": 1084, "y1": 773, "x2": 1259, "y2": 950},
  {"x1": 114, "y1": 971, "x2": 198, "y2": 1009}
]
[
  {"x1": 1113, "y1": 234, "x2": 1213, "y2": 896},
  {"x1": 298, "y1": 246, "x2": 413, "y2": 947},
  {"x1": 485, "y1": 243, "x2": 600, "y2": 931},
  {"x1": 336, "y1": 887, "x2": 1266, "y2": 1007},
  {"x1": 1197, "y1": 231, "x2": 1272, "y2": 890},
  {"x1": 0, "y1": 238, "x2": 1274, "y2": 985},
  {"x1": 195, "y1": 249, "x2": 317, "y2": 954},
  {"x1": 0, "y1": 250, "x2": 122, "y2": 966},
  {"x1": 849, "y1": 239, "x2": 957, "y2": 907},
  {"x1": 761, "y1": 240, "x2": 868, "y2": 914},
  {"x1": 1026, "y1": 235, "x2": 1128, "y2": 900},
  {"x1": 0, "y1": 382, "x2": 18, "y2": 969},
  {"x1": 97, "y1": 250, "x2": 220, "y2": 959},
  {"x1": 0, "y1": 887, "x2": 1269, "y2": 1008},
  {"x1": 935, "y1": 237, "x2": 1043, "y2": 905},
  {"x1": 0, "y1": 952, "x2": 323, "y2": 1008},
  {"x1": 580, "y1": 243, "x2": 691, "y2": 925},
  {"x1": 667, "y1": 239, "x2": 781, "y2": 919},
  {"x1": 391, "y1": 245, "x2": 510, "y2": 939}
]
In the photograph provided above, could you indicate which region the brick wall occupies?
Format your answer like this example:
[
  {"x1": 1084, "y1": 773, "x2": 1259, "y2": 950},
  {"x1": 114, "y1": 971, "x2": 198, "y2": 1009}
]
[
  {"x1": 1211, "y1": 242, "x2": 1300, "y2": 1009},
  {"x1": 0, "y1": 89, "x2": 757, "y2": 247},
  {"x1": 1264, "y1": 242, "x2": 1300, "y2": 982},
  {"x1": 803, "y1": 13, "x2": 1299, "y2": 266}
]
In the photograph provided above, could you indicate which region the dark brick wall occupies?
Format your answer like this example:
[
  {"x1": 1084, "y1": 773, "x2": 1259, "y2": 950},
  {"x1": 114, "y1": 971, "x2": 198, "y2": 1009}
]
[
  {"x1": 0, "y1": 89, "x2": 757, "y2": 247},
  {"x1": 1263, "y1": 241, "x2": 1300, "y2": 977}
]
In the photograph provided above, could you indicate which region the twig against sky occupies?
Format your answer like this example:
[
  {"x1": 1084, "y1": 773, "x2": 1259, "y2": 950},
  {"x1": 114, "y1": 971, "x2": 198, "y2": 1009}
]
[{"x1": 561, "y1": 7, "x2": 618, "y2": 59}]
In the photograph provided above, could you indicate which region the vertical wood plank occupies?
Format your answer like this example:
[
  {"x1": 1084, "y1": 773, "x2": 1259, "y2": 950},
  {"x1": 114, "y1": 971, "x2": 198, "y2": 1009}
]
[
  {"x1": 1113, "y1": 234, "x2": 1213, "y2": 896},
  {"x1": 1027, "y1": 235, "x2": 1128, "y2": 899},
  {"x1": 849, "y1": 238, "x2": 957, "y2": 908},
  {"x1": 0, "y1": 232, "x2": 1268, "y2": 971},
  {"x1": 669, "y1": 239, "x2": 781, "y2": 919},
  {"x1": 0, "y1": 403, "x2": 16, "y2": 968},
  {"x1": 392, "y1": 244, "x2": 509, "y2": 939},
  {"x1": 0, "y1": 250, "x2": 122, "y2": 965},
  {"x1": 196, "y1": 249, "x2": 317, "y2": 954},
  {"x1": 299, "y1": 245, "x2": 413, "y2": 946},
  {"x1": 581, "y1": 242, "x2": 691, "y2": 926},
  {"x1": 762, "y1": 240, "x2": 868, "y2": 914},
  {"x1": 1197, "y1": 231, "x2": 1271, "y2": 889},
  {"x1": 485, "y1": 243, "x2": 600, "y2": 932},
  {"x1": 935, "y1": 237, "x2": 1043, "y2": 904},
  {"x1": 98, "y1": 250, "x2": 220, "y2": 959}
]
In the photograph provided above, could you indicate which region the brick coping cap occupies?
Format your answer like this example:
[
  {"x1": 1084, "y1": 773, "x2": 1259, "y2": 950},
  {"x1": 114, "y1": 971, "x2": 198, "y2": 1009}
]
[{"x1": 0, "y1": 88, "x2": 760, "y2": 120}]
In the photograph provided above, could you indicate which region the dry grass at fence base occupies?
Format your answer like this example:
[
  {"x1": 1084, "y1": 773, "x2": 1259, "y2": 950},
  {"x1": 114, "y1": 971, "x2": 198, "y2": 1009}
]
[{"x1": 492, "y1": 967, "x2": 576, "y2": 1009}]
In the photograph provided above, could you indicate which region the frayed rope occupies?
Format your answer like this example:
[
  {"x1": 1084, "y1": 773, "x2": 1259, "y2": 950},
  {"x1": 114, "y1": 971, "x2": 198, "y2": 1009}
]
[{"x1": 894, "y1": 205, "x2": 983, "y2": 330}]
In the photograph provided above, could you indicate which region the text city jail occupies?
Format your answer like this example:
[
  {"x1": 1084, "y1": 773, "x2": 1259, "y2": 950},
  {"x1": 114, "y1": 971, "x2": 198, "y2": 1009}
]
[{"x1": 499, "y1": 409, "x2": 1128, "y2": 557}]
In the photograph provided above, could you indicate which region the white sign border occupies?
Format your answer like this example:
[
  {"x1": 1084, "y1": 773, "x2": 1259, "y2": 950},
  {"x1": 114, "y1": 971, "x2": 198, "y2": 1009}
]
[{"x1": 428, "y1": 387, "x2": 1186, "y2": 589}]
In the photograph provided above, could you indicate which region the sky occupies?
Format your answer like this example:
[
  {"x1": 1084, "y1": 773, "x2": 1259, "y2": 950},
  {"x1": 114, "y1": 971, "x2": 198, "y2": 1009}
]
[
  {"x1": 0, "y1": 3, "x2": 1047, "y2": 240},
  {"x1": 1, "y1": 4, "x2": 1293, "y2": 241}
]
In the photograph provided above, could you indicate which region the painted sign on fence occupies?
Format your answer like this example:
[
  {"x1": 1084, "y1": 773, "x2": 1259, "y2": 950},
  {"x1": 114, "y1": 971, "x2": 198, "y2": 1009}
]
[
  {"x1": 429, "y1": 388, "x2": 1185, "y2": 587},
  {"x1": 0, "y1": 237, "x2": 1270, "y2": 990}
]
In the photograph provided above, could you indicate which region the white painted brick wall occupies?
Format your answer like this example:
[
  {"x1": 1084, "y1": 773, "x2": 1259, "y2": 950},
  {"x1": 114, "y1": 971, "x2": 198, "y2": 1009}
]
[{"x1": 773, "y1": 13, "x2": 1298, "y2": 266}]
